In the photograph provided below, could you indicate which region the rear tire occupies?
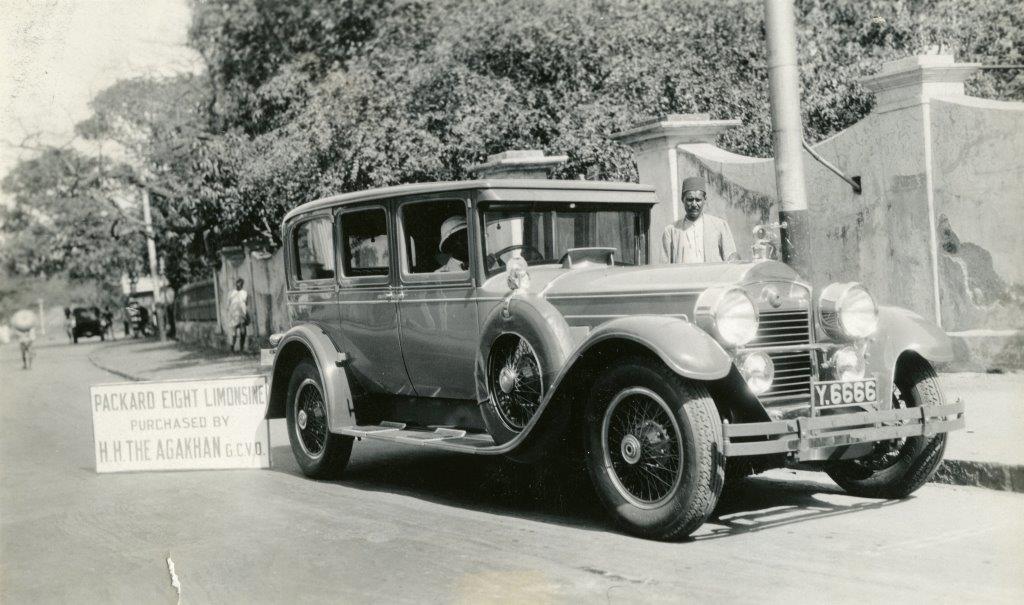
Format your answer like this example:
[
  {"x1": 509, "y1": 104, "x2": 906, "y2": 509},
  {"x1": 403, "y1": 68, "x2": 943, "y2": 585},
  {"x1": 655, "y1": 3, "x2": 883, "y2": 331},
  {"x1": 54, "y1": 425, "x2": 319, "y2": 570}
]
[
  {"x1": 286, "y1": 359, "x2": 353, "y2": 479},
  {"x1": 584, "y1": 356, "x2": 724, "y2": 540},
  {"x1": 827, "y1": 356, "x2": 947, "y2": 499}
]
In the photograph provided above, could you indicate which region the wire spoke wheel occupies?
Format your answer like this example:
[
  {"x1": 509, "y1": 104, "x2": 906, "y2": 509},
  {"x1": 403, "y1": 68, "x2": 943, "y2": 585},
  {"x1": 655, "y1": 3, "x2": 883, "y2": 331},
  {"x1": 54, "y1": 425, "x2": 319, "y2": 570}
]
[
  {"x1": 489, "y1": 334, "x2": 543, "y2": 431},
  {"x1": 602, "y1": 387, "x2": 683, "y2": 508},
  {"x1": 851, "y1": 385, "x2": 911, "y2": 473},
  {"x1": 294, "y1": 379, "x2": 328, "y2": 459}
]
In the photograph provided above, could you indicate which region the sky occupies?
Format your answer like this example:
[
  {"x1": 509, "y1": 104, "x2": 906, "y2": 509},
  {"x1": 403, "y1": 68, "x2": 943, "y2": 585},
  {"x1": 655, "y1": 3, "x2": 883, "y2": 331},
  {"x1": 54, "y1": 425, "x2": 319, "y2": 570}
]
[{"x1": 0, "y1": 0, "x2": 200, "y2": 195}]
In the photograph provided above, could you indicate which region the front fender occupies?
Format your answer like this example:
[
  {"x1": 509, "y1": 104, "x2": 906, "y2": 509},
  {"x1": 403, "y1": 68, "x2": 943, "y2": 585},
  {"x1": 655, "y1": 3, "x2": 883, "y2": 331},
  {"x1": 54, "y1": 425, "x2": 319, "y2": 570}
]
[
  {"x1": 583, "y1": 316, "x2": 732, "y2": 381},
  {"x1": 864, "y1": 305, "x2": 953, "y2": 409},
  {"x1": 486, "y1": 315, "x2": 733, "y2": 460},
  {"x1": 267, "y1": 323, "x2": 355, "y2": 432}
]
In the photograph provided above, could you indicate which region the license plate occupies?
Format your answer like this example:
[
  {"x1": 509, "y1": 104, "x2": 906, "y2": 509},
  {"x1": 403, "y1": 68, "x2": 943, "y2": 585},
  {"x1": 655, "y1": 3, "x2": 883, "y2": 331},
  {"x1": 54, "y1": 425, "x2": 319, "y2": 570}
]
[
  {"x1": 813, "y1": 378, "x2": 878, "y2": 406},
  {"x1": 259, "y1": 348, "x2": 276, "y2": 368}
]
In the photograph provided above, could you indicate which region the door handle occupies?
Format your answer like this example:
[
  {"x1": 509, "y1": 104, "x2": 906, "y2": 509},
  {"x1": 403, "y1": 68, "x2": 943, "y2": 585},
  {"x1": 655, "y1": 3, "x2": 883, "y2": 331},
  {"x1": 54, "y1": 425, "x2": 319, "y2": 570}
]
[{"x1": 375, "y1": 290, "x2": 405, "y2": 301}]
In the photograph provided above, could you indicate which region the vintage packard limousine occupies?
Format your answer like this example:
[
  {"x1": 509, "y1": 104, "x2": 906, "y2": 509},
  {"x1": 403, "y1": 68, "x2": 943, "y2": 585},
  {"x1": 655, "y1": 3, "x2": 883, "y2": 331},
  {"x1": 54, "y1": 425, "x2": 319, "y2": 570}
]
[{"x1": 264, "y1": 179, "x2": 963, "y2": 540}]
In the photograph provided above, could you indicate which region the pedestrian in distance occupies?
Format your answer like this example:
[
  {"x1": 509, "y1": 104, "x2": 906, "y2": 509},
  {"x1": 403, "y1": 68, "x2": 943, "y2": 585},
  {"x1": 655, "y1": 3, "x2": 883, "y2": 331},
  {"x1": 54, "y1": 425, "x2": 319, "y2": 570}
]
[
  {"x1": 63, "y1": 307, "x2": 75, "y2": 342},
  {"x1": 227, "y1": 278, "x2": 249, "y2": 353},
  {"x1": 661, "y1": 176, "x2": 739, "y2": 264},
  {"x1": 102, "y1": 306, "x2": 115, "y2": 340},
  {"x1": 11, "y1": 309, "x2": 37, "y2": 370},
  {"x1": 17, "y1": 326, "x2": 36, "y2": 370}
]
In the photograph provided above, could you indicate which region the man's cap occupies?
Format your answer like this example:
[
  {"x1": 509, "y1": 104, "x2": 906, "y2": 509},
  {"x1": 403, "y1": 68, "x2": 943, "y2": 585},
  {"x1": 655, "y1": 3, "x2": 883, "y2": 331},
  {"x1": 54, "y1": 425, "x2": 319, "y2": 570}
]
[
  {"x1": 681, "y1": 176, "x2": 707, "y2": 196},
  {"x1": 439, "y1": 216, "x2": 467, "y2": 252}
]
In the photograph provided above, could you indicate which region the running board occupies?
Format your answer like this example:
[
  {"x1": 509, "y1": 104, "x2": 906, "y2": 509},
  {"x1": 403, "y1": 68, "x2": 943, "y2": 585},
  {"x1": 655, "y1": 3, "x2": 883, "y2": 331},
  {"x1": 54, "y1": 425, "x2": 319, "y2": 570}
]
[{"x1": 337, "y1": 422, "x2": 498, "y2": 454}]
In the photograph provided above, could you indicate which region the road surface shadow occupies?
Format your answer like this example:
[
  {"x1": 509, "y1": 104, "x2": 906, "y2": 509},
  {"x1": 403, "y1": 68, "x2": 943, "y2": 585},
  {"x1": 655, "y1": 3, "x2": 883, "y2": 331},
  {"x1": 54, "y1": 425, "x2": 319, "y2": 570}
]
[
  {"x1": 270, "y1": 443, "x2": 906, "y2": 540},
  {"x1": 696, "y1": 475, "x2": 900, "y2": 541},
  {"x1": 271, "y1": 443, "x2": 610, "y2": 533}
]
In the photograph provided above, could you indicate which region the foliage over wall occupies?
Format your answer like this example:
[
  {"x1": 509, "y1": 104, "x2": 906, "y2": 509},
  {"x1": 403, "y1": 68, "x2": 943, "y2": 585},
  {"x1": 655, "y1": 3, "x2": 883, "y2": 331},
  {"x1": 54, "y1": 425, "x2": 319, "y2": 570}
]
[{"x1": 2, "y1": 0, "x2": 1021, "y2": 290}]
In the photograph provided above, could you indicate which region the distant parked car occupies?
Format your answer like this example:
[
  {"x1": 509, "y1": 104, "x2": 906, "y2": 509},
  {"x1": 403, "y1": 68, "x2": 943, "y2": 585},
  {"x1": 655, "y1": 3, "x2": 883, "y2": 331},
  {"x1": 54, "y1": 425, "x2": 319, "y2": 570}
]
[
  {"x1": 72, "y1": 307, "x2": 105, "y2": 343},
  {"x1": 264, "y1": 179, "x2": 965, "y2": 540}
]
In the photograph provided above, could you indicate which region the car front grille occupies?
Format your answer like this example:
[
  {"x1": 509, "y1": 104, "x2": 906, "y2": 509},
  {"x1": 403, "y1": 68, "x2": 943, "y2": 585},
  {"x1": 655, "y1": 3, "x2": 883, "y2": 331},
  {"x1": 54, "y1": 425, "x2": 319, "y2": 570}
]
[{"x1": 751, "y1": 308, "x2": 814, "y2": 405}]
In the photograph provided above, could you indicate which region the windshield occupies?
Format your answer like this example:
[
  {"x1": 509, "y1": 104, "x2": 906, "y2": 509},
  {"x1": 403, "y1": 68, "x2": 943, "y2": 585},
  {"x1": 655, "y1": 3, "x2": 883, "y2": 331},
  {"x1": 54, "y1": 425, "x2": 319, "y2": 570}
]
[{"x1": 480, "y1": 203, "x2": 648, "y2": 276}]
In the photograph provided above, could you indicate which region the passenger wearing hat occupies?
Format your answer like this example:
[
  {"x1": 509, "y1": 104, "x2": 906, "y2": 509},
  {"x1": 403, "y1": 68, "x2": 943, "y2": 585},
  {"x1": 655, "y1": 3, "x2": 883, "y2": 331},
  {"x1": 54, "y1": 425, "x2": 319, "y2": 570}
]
[
  {"x1": 661, "y1": 176, "x2": 738, "y2": 264},
  {"x1": 435, "y1": 215, "x2": 469, "y2": 273}
]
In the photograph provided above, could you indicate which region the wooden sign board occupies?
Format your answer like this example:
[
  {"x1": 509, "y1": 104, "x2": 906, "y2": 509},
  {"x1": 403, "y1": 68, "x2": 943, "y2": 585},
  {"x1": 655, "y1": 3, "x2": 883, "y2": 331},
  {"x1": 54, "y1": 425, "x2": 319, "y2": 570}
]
[{"x1": 90, "y1": 375, "x2": 271, "y2": 473}]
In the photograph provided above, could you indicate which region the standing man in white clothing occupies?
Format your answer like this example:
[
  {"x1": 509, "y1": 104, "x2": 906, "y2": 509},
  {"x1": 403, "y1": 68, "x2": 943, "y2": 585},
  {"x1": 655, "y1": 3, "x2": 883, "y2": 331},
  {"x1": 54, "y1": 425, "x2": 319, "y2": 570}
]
[
  {"x1": 227, "y1": 278, "x2": 249, "y2": 353},
  {"x1": 661, "y1": 176, "x2": 739, "y2": 264}
]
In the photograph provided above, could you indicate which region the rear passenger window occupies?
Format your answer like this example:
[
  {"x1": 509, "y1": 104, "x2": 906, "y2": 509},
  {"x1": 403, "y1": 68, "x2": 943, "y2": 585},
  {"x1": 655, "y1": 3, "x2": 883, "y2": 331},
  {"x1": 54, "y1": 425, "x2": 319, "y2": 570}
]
[
  {"x1": 339, "y1": 208, "x2": 390, "y2": 277},
  {"x1": 293, "y1": 218, "x2": 336, "y2": 281}
]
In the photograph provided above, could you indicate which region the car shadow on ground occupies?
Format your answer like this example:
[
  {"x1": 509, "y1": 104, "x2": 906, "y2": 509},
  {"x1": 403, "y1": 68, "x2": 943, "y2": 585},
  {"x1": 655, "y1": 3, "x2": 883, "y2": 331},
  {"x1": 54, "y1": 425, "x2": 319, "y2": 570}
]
[
  {"x1": 269, "y1": 443, "x2": 904, "y2": 540},
  {"x1": 696, "y1": 475, "x2": 900, "y2": 541}
]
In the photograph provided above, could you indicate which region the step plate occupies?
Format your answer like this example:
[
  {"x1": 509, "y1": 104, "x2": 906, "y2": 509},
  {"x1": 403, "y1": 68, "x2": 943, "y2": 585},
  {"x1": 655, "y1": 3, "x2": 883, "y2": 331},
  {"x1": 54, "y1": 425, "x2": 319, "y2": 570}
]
[{"x1": 338, "y1": 424, "x2": 497, "y2": 453}]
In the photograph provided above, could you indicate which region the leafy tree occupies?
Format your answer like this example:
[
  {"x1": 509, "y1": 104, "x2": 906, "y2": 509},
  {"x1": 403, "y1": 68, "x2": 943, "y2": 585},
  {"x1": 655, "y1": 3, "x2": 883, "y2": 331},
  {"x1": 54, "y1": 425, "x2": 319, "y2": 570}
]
[
  {"x1": 7, "y1": 0, "x2": 1021, "y2": 293},
  {"x1": 0, "y1": 148, "x2": 144, "y2": 288}
]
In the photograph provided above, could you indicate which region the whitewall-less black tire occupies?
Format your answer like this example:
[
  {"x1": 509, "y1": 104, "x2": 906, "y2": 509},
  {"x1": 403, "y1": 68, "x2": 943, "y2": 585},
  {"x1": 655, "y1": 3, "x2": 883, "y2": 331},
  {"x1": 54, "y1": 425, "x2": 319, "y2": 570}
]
[
  {"x1": 584, "y1": 356, "x2": 725, "y2": 540},
  {"x1": 285, "y1": 359, "x2": 353, "y2": 479}
]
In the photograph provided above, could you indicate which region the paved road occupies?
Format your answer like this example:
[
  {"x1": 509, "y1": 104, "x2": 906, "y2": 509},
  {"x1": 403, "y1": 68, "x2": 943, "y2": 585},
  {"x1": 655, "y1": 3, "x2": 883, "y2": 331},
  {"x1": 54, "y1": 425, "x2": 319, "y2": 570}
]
[{"x1": 2, "y1": 340, "x2": 1022, "y2": 603}]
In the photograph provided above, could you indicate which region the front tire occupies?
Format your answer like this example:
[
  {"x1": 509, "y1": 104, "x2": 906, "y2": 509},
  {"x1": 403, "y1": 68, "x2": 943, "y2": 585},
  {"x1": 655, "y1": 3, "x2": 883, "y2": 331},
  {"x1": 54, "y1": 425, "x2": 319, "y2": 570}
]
[
  {"x1": 584, "y1": 356, "x2": 725, "y2": 540},
  {"x1": 827, "y1": 356, "x2": 947, "y2": 499},
  {"x1": 286, "y1": 359, "x2": 353, "y2": 479}
]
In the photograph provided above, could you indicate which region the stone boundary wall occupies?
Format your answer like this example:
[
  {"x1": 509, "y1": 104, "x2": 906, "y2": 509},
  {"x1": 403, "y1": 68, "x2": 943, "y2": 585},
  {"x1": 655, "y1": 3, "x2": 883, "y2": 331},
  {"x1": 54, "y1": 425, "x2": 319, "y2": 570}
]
[{"x1": 176, "y1": 247, "x2": 289, "y2": 352}]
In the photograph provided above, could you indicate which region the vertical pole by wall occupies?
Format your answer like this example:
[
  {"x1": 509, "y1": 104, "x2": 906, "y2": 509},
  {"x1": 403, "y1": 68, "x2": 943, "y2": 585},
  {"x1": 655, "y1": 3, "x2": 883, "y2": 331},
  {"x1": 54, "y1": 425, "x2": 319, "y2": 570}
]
[
  {"x1": 37, "y1": 298, "x2": 45, "y2": 335},
  {"x1": 142, "y1": 188, "x2": 166, "y2": 342},
  {"x1": 246, "y1": 250, "x2": 260, "y2": 347},
  {"x1": 764, "y1": 0, "x2": 811, "y2": 277}
]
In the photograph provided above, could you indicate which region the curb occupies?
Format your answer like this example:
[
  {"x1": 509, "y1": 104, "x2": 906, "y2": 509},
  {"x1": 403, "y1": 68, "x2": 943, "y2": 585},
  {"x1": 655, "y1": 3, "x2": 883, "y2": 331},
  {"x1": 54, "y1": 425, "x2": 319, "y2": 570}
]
[
  {"x1": 87, "y1": 343, "x2": 147, "y2": 382},
  {"x1": 933, "y1": 459, "x2": 1024, "y2": 493},
  {"x1": 86, "y1": 343, "x2": 1022, "y2": 494}
]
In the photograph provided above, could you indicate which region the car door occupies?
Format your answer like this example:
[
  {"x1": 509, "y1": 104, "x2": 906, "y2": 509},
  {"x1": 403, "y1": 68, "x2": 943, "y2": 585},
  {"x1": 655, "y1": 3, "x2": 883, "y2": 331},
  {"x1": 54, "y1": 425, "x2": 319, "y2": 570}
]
[
  {"x1": 286, "y1": 211, "x2": 344, "y2": 353},
  {"x1": 332, "y1": 203, "x2": 415, "y2": 396},
  {"x1": 394, "y1": 196, "x2": 480, "y2": 400}
]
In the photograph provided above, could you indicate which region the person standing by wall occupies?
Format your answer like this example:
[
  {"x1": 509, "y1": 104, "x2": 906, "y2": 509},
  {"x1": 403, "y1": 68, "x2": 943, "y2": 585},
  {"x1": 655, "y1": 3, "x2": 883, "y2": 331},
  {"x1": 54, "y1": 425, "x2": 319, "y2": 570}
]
[
  {"x1": 661, "y1": 176, "x2": 739, "y2": 264},
  {"x1": 227, "y1": 278, "x2": 249, "y2": 353}
]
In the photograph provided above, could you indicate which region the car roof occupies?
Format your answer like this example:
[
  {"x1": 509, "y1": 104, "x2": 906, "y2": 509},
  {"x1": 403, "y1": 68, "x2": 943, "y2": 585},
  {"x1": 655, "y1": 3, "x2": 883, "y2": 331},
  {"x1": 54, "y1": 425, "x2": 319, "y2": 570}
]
[{"x1": 283, "y1": 179, "x2": 657, "y2": 224}]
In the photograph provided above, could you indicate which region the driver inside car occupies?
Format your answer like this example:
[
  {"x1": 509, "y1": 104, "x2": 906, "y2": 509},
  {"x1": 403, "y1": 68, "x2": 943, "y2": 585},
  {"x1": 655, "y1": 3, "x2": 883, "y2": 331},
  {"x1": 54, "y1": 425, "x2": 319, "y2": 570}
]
[{"x1": 434, "y1": 215, "x2": 469, "y2": 273}]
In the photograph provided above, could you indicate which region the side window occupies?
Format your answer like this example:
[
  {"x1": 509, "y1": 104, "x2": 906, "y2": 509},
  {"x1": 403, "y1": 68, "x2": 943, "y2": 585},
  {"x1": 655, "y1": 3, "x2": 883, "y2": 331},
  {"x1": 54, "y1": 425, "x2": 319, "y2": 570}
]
[
  {"x1": 339, "y1": 207, "x2": 390, "y2": 277},
  {"x1": 293, "y1": 218, "x2": 336, "y2": 281},
  {"x1": 401, "y1": 199, "x2": 468, "y2": 275}
]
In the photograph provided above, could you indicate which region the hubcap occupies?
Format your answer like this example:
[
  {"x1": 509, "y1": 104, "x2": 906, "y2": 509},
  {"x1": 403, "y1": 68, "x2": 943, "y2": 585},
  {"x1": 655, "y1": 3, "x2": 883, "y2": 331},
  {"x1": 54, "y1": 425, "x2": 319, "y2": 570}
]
[
  {"x1": 489, "y1": 335, "x2": 543, "y2": 431},
  {"x1": 498, "y1": 366, "x2": 517, "y2": 394},
  {"x1": 294, "y1": 379, "x2": 328, "y2": 459},
  {"x1": 602, "y1": 387, "x2": 683, "y2": 508},
  {"x1": 620, "y1": 434, "x2": 642, "y2": 464}
]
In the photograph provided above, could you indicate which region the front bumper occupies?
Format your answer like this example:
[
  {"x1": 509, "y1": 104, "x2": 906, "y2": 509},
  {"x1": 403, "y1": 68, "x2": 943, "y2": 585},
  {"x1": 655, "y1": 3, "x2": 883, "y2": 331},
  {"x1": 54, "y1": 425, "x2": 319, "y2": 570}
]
[{"x1": 723, "y1": 400, "x2": 965, "y2": 461}]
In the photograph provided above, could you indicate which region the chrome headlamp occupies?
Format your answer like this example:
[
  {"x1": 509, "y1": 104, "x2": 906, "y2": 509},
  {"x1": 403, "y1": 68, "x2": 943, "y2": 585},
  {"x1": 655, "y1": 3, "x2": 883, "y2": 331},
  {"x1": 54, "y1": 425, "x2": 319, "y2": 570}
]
[
  {"x1": 737, "y1": 351, "x2": 774, "y2": 395},
  {"x1": 818, "y1": 282, "x2": 879, "y2": 341},
  {"x1": 831, "y1": 345, "x2": 866, "y2": 381},
  {"x1": 695, "y1": 287, "x2": 759, "y2": 347}
]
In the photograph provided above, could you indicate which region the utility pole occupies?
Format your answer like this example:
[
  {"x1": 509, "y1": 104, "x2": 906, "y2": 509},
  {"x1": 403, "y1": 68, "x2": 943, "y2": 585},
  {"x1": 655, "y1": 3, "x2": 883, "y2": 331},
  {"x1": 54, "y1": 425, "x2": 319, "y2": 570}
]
[
  {"x1": 37, "y1": 298, "x2": 45, "y2": 335},
  {"x1": 764, "y1": 0, "x2": 811, "y2": 277},
  {"x1": 141, "y1": 188, "x2": 166, "y2": 342}
]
